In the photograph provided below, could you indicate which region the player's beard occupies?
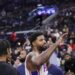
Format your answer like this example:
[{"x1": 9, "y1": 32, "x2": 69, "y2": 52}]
[{"x1": 38, "y1": 45, "x2": 48, "y2": 52}]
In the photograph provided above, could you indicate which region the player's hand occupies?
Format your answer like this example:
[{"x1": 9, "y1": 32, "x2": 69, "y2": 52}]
[{"x1": 57, "y1": 33, "x2": 68, "y2": 45}]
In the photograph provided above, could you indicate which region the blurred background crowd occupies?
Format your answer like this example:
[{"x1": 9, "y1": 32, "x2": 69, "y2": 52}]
[{"x1": 0, "y1": 0, "x2": 75, "y2": 75}]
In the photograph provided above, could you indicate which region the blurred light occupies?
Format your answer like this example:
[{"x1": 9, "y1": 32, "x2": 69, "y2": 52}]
[
  {"x1": 37, "y1": 4, "x2": 43, "y2": 7},
  {"x1": 37, "y1": 11, "x2": 42, "y2": 15},
  {"x1": 46, "y1": 9, "x2": 51, "y2": 14},
  {"x1": 51, "y1": 8, "x2": 56, "y2": 13},
  {"x1": 28, "y1": 5, "x2": 57, "y2": 18},
  {"x1": 42, "y1": 10, "x2": 46, "y2": 14},
  {"x1": 17, "y1": 42, "x2": 21, "y2": 46},
  {"x1": 46, "y1": 8, "x2": 56, "y2": 14}
]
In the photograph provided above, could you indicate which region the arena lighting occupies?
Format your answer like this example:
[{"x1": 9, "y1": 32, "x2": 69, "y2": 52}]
[
  {"x1": 36, "y1": 5, "x2": 56, "y2": 15},
  {"x1": 27, "y1": 4, "x2": 58, "y2": 21},
  {"x1": 37, "y1": 10, "x2": 42, "y2": 15},
  {"x1": 29, "y1": 4, "x2": 57, "y2": 16},
  {"x1": 45, "y1": 8, "x2": 55, "y2": 15}
]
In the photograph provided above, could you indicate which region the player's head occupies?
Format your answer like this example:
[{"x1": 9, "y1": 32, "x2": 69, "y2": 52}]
[
  {"x1": 0, "y1": 39, "x2": 11, "y2": 56},
  {"x1": 29, "y1": 32, "x2": 46, "y2": 52}
]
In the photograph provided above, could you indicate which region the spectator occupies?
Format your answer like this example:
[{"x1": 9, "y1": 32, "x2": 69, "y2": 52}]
[
  {"x1": 13, "y1": 57, "x2": 22, "y2": 68},
  {"x1": 17, "y1": 50, "x2": 27, "y2": 75},
  {"x1": 63, "y1": 53, "x2": 75, "y2": 74},
  {"x1": 19, "y1": 50, "x2": 27, "y2": 63},
  {"x1": 0, "y1": 39, "x2": 19, "y2": 75},
  {"x1": 62, "y1": 25, "x2": 69, "y2": 33}
]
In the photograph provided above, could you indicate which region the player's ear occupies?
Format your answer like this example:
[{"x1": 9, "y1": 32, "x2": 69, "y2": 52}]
[{"x1": 32, "y1": 41, "x2": 36, "y2": 47}]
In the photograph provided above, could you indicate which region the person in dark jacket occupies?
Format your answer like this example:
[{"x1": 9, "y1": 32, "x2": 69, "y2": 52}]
[{"x1": 0, "y1": 39, "x2": 19, "y2": 75}]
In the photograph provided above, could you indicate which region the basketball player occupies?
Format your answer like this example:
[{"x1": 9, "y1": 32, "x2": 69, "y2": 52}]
[{"x1": 25, "y1": 32, "x2": 67, "y2": 75}]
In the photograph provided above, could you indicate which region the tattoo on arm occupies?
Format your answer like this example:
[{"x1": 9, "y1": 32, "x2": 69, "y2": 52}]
[{"x1": 31, "y1": 43, "x2": 58, "y2": 66}]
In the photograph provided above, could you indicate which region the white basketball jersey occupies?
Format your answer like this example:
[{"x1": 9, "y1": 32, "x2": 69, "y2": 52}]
[{"x1": 25, "y1": 61, "x2": 48, "y2": 75}]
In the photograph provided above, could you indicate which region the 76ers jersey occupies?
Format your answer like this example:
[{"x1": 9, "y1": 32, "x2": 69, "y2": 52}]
[{"x1": 25, "y1": 61, "x2": 48, "y2": 75}]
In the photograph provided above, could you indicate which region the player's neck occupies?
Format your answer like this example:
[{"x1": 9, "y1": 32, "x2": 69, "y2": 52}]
[{"x1": 33, "y1": 46, "x2": 40, "y2": 53}]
